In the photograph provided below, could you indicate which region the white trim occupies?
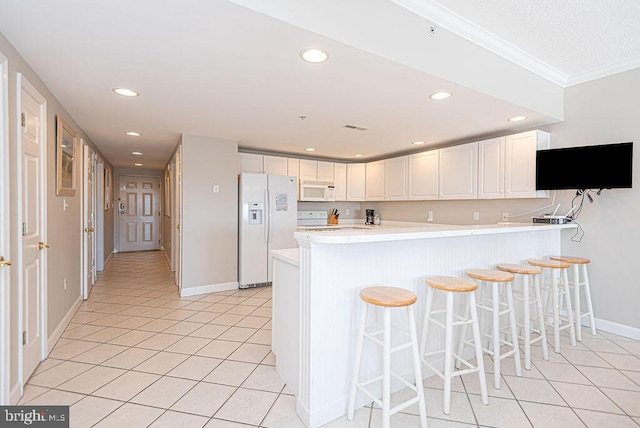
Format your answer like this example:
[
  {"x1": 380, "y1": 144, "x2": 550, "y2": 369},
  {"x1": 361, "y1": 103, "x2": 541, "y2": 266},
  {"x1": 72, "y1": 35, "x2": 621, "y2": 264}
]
[
  {"x1": 565, "y1": 57, "x2": 640, "y2": 87},
  {"x1": 0, "y1": 49, "x2": 11, "y2": 405},
  {"x1": 104, "y1": 251, "x2": 113, "y2": 267},
  {"x1": 591, "y1": 317, "x2": 640, "y2": 341},
  {"x1": 16, "y1": 73, "x2": 48, "y2": 390},
  {"x1": 179, "y1": 281, "x2": 238, "y2": 297},
  {"x1": 47, "y1": 296, "x2": 82, "y2": 354}
]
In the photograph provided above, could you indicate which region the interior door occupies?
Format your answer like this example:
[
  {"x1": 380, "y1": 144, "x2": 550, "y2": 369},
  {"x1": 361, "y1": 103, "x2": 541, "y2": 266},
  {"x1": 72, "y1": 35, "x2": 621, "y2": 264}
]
[
  {"x1": 117, "y1": 175, "x2": 161, "y2": 252},
  {"x1": 19, "y1": 74, "x2": 47, "y2": 384},
  {"x1": 82, "y1": 143, "x2": 95, "y2": 299},
  {"x1": 174, "y1": 147, "x2": 182, "y2": 288}
]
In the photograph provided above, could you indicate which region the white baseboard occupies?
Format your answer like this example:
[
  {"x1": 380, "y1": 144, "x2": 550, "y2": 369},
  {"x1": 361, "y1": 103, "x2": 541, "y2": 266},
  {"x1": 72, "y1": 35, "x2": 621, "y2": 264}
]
[
  {"x1": 594, "y1": 317, "x2": 640, "y2": 340},
  {"x1": 104, "y1": 251, "x2": 113, "y2": 267},
  {"x1": 47, "y1": 295, "x2": 82, "y2": 354},
  {"x1": 180, "y1": 281, "x2": 238, "y2": 297},
  {"x1": 9, "y1": 382, "x2": 21, "y2": 405}
]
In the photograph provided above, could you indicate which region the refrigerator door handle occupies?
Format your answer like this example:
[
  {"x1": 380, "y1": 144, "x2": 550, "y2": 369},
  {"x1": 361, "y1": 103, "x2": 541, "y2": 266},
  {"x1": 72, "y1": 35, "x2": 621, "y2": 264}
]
[
  {"x1": 267, "y1": 189, "x2": 272, "y2": 243},
  {"x1": 264, "y1": 189, "x2": 269, "y2": 244}
]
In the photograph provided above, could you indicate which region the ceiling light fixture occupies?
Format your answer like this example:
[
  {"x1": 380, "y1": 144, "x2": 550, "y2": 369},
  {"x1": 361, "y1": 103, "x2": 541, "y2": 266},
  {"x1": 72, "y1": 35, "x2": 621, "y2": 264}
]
[
  {"x1": 429, "y1": 91, "x2": 452, "y2": 100},
  {"x1": 354, "y1": 154, "x2": 364, "y2": 158},
  {"x1": 300, "y1": 48, "x2": 328, "y2": 63},
  {"x1": 508, "y1": 115, "x2": 527, "y2": 122},
  {"x1": 113, "y1": 88, "x2": 139, "y2": 97},
  {"x1": 305, "y1": 148, "x2": 316, "y2": 152},
  {"x1": 132, "y1": 151, "x2": 142, "y2": 156},
  {"x1": 134, "y1": 163, "x2": 143, "y2": 166},
  {"x1": 125, "y1": 131, "x2": 141, "y2": 136},
  {"x1": 412, "y1": 141, "x2": 426, "y2": 145}
]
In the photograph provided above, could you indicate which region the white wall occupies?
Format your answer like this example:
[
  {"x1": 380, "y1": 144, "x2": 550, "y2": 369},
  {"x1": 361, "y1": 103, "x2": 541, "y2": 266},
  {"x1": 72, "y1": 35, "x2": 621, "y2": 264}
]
[{"x1": 181, "y1": 134, "x2": 238, "y2": 291}]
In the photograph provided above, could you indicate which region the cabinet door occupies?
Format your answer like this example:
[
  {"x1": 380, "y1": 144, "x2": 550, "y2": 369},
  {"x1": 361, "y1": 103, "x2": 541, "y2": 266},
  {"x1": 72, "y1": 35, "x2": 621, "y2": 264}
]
[
  {"x1": 238, "y1": 153, "x2": 263, "y2": 174},
  {"x1": 408, "y1": 151, "x2": 438, "y2": 200},
  {"x1": 478, "y1": 137, "x2": 505, "y2": 199},
  {"x1": 299, "y1": 159, "x2": 318, "y2": 181},
  {"x1": 287, "y1": 158, "x2": 300, "y2": 200},
  {"x1": 439, "y1": 142, "x2": 478, "y2": 200},
  {"x1": 317, "y1": 161, "x2": 334, "y2": 182},
  {"x1": 263, "y1": 155, "x2": 288, "y2": 176},
  {"x1": 365, "y1": 160, "x2": 385, "y2": 200},
  {"x1": 505, "y1": 130, "x2": 550, "y2": 198},
  {"x1": 384, "y1": 156, "x2": 407, "y2": 200},
  {"x1": 347, "y1": 164, "x2": 366, "y2": 201},
  {"x1": 333, "y1": 163, "x2": 347, "y2": 201}
]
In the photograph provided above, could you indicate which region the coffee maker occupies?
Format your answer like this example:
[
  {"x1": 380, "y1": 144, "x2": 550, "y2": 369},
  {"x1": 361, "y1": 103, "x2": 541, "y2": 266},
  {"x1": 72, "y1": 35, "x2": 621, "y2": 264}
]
[{"x1": 365, "y1": 209, "x2": 375, "y2": 225}]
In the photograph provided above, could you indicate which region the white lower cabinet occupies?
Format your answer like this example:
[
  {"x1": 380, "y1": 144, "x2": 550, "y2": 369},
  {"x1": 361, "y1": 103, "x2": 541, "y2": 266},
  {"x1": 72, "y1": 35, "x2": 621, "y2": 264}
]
[
  {"x1": 347, "y1": 163, "x2": 366, "y2": 201},
  {"x1": 408, "y1": 150, "x2": 438, "y2": 200},
  {"x1": 439, "y1": 142, "x2": 478, "y2": 200}
]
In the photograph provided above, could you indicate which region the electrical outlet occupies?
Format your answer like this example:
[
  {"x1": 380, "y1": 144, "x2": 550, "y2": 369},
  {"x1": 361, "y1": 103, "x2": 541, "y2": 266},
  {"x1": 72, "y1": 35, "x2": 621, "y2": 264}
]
[
  {"x1": 212, "y1": 184, "x2": 220, "y2": 194},
  {"x1": 473, "y1": 212, "x2": 480, "y2": 221},
  {"x1": 502, "y1": 212, "x2": 509, "y2": 222},
  {"x1": 345, "y1": 209, "x2": 350, "y2": 216},
  {"x1": 63, "y1": 277, "x2": 67, "y2": 291},
  {"x1": 427, "y1": 211, "x2": 433, "y2": 222}
]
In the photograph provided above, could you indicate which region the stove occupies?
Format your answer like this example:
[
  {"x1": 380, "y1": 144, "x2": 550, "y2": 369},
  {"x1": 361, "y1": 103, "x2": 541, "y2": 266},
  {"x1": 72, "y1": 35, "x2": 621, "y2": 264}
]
[{"x1": 297, "y1": 210, "x2": 328, "y2": 227}]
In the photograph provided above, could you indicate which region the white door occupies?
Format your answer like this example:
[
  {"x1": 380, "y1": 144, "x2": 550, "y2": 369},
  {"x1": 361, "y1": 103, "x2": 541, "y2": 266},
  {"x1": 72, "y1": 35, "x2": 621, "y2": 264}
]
[
  {"x1": 0, "y1": 50, "x2": 11, "y2": 405},
  {"x1": 117, "y1": 175, "x2": 161, "y2": 252},
  {"x1": 82, "y1": 143, "x2": 95, "y2": 299},
  {"x1": 94, "y1": 160, "x2": 104, "y2": 271},
  {"x1": 18, "y1": 74, "x2": 47, "y2": 384},
  {"x1": 174, "y1": 147, "x2": 182, "y2": 288}
]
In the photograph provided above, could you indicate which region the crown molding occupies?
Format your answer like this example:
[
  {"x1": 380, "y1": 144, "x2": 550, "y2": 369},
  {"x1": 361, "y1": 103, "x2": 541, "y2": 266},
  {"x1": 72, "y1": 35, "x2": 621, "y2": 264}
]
[
  {"x1": 390, "y1": 0, "x2": 569, "y2": 86},
  {"x1": 565, "y1": 56, "x2": 640, "y2": 87}
]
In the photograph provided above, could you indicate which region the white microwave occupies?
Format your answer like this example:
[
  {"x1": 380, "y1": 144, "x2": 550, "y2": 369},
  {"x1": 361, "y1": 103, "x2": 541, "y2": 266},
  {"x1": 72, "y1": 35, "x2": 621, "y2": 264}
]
[{"x1": 299, "y1": 181, "x2": 335, "y2": 202}]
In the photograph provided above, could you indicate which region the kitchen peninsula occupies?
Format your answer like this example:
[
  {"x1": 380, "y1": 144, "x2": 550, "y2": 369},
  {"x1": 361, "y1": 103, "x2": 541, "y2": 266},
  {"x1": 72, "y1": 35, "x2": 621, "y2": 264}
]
[{"x1": 271, "y1": 222, "x2": 577, "y2": 428}]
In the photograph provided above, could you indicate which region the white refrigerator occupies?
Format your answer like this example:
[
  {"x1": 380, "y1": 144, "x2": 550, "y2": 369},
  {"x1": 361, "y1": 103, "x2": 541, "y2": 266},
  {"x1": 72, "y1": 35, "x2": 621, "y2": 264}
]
[{"x1": 239, "y1": 173, "x2": 298, "y2": 288}]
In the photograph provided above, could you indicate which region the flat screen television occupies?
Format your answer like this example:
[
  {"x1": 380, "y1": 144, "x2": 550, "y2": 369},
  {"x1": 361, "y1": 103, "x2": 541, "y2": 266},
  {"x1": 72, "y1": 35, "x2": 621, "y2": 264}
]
[{"x1": 536, "y1": 142, "x2": 633, "y2": 190}]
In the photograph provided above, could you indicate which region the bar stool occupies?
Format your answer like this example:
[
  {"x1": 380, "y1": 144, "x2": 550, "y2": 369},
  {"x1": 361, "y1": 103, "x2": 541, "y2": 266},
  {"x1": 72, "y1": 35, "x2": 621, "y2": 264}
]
[
  {"x1": 550, "y1": 256, "x2": 596, "y2": 342},
  {"x1": 528, "y1": 259, "x2": 576, "y2": 352},
  {"x1": 497, "y1": 264, "x2": 549, "y2": 370},
  {"x1": 463, "y1": 269, "x2": 521, "y2": 389},
  {"x1": 420, "y1": 276, "x2": 488, "y2": 415},
  {"x1": 348, "y1": 286, "x2": 427, "y2": 428}
]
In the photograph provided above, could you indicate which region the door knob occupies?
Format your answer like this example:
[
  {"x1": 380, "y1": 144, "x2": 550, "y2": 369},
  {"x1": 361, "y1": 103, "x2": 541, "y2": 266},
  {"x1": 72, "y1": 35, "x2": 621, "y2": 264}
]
[
  {"x1": 176, "y1": 224, "x2": 180, "y2": 230},
  {"x1": 84, "y1": 227, "x2": 95, "y2": 232},
  {"x1": 37, "y1": 242, "x2": 50, "y2": 250},
  {"x1": 0, "y1": 256, "x2": 11, "y2": 267}
]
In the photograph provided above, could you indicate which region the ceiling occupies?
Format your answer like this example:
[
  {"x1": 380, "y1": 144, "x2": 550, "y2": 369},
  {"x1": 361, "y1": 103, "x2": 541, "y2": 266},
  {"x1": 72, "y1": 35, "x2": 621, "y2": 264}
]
[{"x1": 0, "y1": 0, "x2": 638, "y2": 169}]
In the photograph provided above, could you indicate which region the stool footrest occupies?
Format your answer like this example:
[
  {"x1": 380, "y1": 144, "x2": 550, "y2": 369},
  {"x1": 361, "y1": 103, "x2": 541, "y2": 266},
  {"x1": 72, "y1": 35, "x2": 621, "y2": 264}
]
[{"x1": 355, "y1": 372, "x2": 422, "y2": 417}]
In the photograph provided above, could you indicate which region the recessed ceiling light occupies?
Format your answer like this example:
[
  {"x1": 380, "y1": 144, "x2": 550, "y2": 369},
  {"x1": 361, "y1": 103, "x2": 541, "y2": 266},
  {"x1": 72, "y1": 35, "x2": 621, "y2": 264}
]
[
  {"x1": 113, "y1": 88, "x2": 139, "y2": 97},
  {"x1": 429, "y1": 91, "x2": 452, "y2": 100},
  {"x1": 354, "y1": 154, "x2": 364, "y2": 158},
  {"x1": 132, "y1": 151, "x2": 142, "y2": 156},
  {"x1": 412, "y1": 141, "x2": 426, "y2": 145},
  {"x1": 300, "y1": 48, "x2": 328, "y2": 63},
  {"x1": 508, "y1": 115, "x2": 527, "y2": 122},
  {"x1": 134, "y1": 163, "x2": 143, "y2": 166},
  {"x1": 305, "y1": 148, "x2": 316, "y2": 152},
  {"x1": 125, "y1": 131, "x2": 141, "y2": 136}
]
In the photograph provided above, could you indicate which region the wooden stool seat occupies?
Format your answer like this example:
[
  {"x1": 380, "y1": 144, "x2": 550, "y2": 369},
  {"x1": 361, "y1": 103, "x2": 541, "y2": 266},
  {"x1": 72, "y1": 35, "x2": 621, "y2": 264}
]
[
  {"x1": 359, "y1": 286, "x2": 417, "y2": 307},
  {"x1": 467, "y1": 269, "x2": 515, "y2": 282},
  {"x1": 425, "y1": 276, "x2": 477, "y2": 292},
  {"x1": 528, "y1": 259, "x2": 570, "y2": 269},
  {"x1": 549, "y1": 255, "x2": 591, "y2": 265},
  {"x1": 497, "y1": 263, "x2": 542, "y2": 275}
]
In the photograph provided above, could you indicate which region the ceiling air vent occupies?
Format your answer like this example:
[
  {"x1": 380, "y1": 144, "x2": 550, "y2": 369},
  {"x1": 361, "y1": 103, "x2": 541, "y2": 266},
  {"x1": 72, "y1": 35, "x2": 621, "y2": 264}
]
[{"x1": 344, "y1": 124, "x2": 368, "y2": 131}]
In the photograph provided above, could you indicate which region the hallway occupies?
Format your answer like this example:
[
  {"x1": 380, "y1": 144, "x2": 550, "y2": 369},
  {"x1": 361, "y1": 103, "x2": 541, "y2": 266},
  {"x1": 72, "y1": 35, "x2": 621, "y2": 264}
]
[{"x1": 16, "y1": 251, "x2": 640, "y2": 427}]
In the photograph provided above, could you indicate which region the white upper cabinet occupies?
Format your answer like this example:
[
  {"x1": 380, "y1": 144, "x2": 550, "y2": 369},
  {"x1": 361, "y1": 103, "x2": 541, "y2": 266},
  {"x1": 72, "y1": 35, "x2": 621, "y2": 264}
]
[
  {"x1": 287, "y1": 158, "x2": 300, "y2": 200},
  {"x1": 299, "y1": 159, "x2": 335, "y2": 182},
  {"x1": 408, "y1": 150, "x2": 439, "y2": 200},
  {"x1": 347, "y1": 163, "x2": 366, "y2": 201},
  {"x1": 505, "y1": 130, "x2": 550, "y2": 198},
  {"x1": 333, "y1": 163, "x2": 347, "y2": 201},
  {"x1": 478, "y1": 137, "x2": 506, "y2": 199},
  {"x1": 365, "y1": 160, "x2": 385, "y2": 201},
  {"x1": 317, "y1": 161, "x2": 335, "y2": 182},
  {"x1": 478, "y1": 130, "x2": 550, "y2": 199},
  {"x1": 263, "y1": 155, "x2": 288, "y2": 176},
  {"x1": 384, "y1": 156, "x2": 408, "y2": 200},
  {"x1": 238, "y1": 153, "x2": 263, "y2": 174},
  {"x1": 439, "y1": 142, "x2": 478, "y2": 200}
]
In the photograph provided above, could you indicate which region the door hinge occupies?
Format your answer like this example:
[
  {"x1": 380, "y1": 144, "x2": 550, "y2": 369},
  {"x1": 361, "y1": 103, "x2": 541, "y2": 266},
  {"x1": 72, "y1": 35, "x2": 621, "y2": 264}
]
[
  {"x1": 21, "y1": 113, "x2": 26, "y2": 128},
  {"x1": 22, "y1": 222, "x2": 26, "y2": 236},
  {"x1": 22, "y1": 331, "x2": 26, "y2": 345}
]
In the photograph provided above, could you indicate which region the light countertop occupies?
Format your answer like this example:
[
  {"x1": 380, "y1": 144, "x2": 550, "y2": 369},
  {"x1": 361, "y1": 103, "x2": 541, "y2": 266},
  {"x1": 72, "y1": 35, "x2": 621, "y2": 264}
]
[{"x1": 271, "y1": 248, "x2": 300, "y2": 266}]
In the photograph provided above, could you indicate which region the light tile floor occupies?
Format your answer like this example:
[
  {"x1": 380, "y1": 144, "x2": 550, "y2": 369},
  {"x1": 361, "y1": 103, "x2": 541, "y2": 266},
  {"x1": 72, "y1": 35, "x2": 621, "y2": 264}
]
[{"x1": 21, "y1": 251, "x2": 640, "y2": 427}]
